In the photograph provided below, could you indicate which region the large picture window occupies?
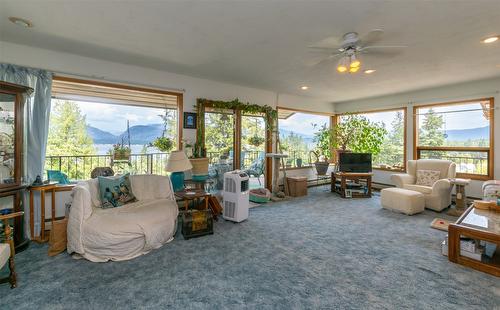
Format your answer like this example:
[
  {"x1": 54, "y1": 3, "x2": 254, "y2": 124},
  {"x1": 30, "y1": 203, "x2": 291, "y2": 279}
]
[
  {"x1": 278, "y1": 108, "x2": 332, "y2": 168},
  {"x1": 46, "y1": 77, "x2": 182, "y2": 180},
  {"x1": 414, "y1": 98, "x2": 494, "y2": 179},
  {"x1": 336, "y1": 108, "x2": 407, "y2": 171}
]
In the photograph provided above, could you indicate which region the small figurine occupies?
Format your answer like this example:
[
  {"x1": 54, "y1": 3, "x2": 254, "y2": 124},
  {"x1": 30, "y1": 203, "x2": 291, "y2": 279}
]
[{"x1": 32, "y1": 175, "x2": 43, "y2": 186}]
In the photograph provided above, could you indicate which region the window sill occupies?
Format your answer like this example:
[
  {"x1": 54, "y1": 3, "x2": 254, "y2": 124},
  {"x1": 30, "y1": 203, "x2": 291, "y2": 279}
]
[
  {"x1": 373, "y1": 167, "x2": 405, "y2": 173},
  {"x1": 456, "y1": 173, "x2": 491, "y2": 181}
]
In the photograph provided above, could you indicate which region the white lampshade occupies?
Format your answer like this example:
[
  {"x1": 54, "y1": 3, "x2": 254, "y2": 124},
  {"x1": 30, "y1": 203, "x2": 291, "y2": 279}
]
[{"x1": 165, "y1": 150, "x2": 193, "y2": 172}]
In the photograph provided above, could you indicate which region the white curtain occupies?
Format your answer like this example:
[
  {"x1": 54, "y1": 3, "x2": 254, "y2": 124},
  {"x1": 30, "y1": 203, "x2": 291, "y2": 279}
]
[{"x1": 0, "y1": 63, "x2": 53, "y2": 238}]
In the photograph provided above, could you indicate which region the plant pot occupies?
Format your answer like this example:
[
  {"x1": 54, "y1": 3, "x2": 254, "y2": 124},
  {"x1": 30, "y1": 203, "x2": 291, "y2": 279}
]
[
  {"x1": 113, "y1": 150, "x2": 131, "y2": 161},
  {"x1": 314, "y1": 161, "x2": 329, "y2": 175},
  {"x1": 190, "y1": 157, "x2": 209, "y2": 176},
  {"x1": 296, "y1": 158, "x2": 302, "y2": 167}
]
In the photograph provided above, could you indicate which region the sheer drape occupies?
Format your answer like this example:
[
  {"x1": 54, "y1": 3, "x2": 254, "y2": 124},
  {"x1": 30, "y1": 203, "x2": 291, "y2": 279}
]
[{"x1": 0, "y1": 63, "x2": 53, "y2": 238}]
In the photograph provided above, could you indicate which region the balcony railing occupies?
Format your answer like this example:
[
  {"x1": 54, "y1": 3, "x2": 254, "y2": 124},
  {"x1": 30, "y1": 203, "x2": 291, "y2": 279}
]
[
  {"x1": 417, "y1": 147, "x2": 489, "y2": 176},
  {"x1": 45, "y1": 153, "x2": 169, "y2": 180}
]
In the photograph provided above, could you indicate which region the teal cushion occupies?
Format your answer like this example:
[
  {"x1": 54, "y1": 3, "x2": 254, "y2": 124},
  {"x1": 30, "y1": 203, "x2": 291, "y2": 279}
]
[
  {"x1": 97, "y1": 174, "x2": 136, "y2": 208},
  {"x1": 47, "y1": 170, "x2": 70, "y2": 184}
]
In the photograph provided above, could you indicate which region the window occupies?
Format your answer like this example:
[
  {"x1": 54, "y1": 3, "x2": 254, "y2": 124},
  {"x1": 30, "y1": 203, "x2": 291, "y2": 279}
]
[
  {"x1": 337, "y1": 108, "x2": 407, "y2": 171},
  {"x1": 278, "y1": 108, "x2": 332, "y2": 168},
  {"x1": 414, "y1": 98, "x2": 494, "y2": 179},
  {"x1": 46, "y1": 77, "x2": 182, "y2": 180}
]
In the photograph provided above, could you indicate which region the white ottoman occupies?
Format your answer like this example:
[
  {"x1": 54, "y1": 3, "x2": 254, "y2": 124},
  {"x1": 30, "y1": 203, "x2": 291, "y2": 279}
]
[{"x1": 381, "y1": 188, "x2": 425, "y2": 215}]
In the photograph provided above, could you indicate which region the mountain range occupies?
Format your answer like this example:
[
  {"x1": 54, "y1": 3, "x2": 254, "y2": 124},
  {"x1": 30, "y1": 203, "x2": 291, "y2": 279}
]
[
  {"x1": 87, "y1": 123, "x2": 164, "y2": 144},
  {"x1": 86, "y1": 124, "x2": 490, "y2": 145}
]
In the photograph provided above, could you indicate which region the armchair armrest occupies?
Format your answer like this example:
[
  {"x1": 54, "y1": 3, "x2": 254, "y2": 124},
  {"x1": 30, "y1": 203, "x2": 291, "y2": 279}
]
[
  {"x1": 391, "y1": 173, "x2": 415, "y2": 188},
  {"x1": 432, "y1": 179, "x2": 452, "y2": 193},
  {"x1": 0, "y1": 211, "x2": 24, "y2": 222},
  {"x1": 67, "y1": 185, "x2": 93, "y2": 255}
]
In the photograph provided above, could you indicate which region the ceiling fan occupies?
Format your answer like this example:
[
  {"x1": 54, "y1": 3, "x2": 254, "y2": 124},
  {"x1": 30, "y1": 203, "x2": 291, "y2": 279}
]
[{"x1": 308, "y1": 29, "x2": 407, "y2": 73}]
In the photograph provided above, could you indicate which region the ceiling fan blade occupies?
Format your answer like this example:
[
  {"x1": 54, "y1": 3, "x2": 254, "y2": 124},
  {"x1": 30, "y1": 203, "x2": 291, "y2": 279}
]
[
  {"x1": 360, "y1": 29, "x2": 384, "y2": 45},
  {"x1": 308, "y1": 53, "x2": 342, "y2": 67},
  {"x1": 308, "y1": 46, "x2": 342, "y2": 52},
  {"x1": 360, "y1": 45, "x2": 408, "y2": 51}
]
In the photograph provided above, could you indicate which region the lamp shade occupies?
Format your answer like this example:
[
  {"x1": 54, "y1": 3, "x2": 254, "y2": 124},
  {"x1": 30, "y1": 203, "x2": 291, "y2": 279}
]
[{"x1": 165, "y1": 150, "x2": 193, "y2": 172}]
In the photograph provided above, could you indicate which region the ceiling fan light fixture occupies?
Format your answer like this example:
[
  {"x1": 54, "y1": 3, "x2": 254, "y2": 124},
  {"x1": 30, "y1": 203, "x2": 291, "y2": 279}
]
[
  {"x1": 337, "y1": 56, "x2": 349, "y2": 73},
  {"x1": 349, "y1": 55, "x2": 361, "y2": 68},
  {"x1": 349, "y1": 66, "x2": 360, "y2": 73}
]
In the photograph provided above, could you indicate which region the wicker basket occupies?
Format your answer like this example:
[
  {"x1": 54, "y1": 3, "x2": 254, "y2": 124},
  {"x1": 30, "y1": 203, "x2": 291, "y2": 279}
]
[{"x1": 190, "y1": 157, "x2": 209, "y2": 176}]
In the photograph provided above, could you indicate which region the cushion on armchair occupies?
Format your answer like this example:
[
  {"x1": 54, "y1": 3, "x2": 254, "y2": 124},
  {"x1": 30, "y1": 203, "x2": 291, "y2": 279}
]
[{"x1": 416, "y1": 170, "x2": 441, "y2": 187}]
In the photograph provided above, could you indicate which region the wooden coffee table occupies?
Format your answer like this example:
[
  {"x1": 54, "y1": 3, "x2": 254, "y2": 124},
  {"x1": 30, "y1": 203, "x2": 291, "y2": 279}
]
[
  {"x1": 175, "y1": 189, "x2": 210, "y2": 211},
  {"x1": 448, "y1": 205, "x2": 500, "y2": 276}
]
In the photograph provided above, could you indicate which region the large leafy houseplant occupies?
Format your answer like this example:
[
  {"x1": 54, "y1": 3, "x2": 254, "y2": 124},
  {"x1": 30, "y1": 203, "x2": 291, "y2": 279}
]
[{"x1": 332, "y1": 114, "x2": 387, "y2": 160}]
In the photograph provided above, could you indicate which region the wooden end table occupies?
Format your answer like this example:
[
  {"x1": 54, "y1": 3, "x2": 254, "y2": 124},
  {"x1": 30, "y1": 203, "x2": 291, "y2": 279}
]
[
  {"x1": 331, "y1": 172, "x2": 373, "y2": 198},
  {"x1": 29, "y1": 183, "x2": 75, "y2": 243},
  {"x1": 448, "y1": 205, "x2": 500, "y2": 276},
  {"x1": 175, "y1": 190, "x2": 210, "y2": 211}
]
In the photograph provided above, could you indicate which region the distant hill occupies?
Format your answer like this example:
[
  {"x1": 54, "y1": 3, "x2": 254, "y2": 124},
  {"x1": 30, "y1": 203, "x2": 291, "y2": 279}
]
[
  {"x1": 87, "y1": 123, "x2": 164, "y2": 145},
  {"x1": 444, "y1": 126, "x2": 489, "y2": 141},
  {"x1": 87, "y1": 126, "x2": 118, "y2": 144},
  {"x1": 279, "y1": 129, "x2": 315, "y2": 145}
]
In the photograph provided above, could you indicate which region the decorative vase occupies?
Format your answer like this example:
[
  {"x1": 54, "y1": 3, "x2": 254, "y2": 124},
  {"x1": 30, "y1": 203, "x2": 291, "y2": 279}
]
[
  {"x1": 314, "y1": 161, "x2": 329, "y2": 175},
  {"x1": 190, "y1": 157, "x2": 209, "y2": 177}
]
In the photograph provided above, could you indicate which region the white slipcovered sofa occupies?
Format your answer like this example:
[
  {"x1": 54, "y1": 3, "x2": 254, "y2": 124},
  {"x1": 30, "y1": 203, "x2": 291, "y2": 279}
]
[
  {"x1": 67, "y1": 174, "x2": 178, "y2": 262},
  {"x1": 391, "y1": 159, "x2": 456, "y2": 212}
]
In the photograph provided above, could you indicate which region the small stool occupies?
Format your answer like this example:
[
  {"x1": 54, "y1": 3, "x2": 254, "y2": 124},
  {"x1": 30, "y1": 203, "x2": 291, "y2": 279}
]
[{"x1": 381, "y1": 188, "x2": 425, "y2": 215}]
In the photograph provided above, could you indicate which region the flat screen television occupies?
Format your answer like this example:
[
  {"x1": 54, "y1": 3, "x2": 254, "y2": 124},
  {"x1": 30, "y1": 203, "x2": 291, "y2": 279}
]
[{"x1": 338, "y1": 153, "x2": 372, "y2": 173}]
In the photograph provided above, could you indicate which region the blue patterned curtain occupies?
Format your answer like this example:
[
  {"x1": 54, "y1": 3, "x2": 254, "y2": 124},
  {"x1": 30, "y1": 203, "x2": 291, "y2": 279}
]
[{"x1": 0, "y1": 63, "x2": 53, "y2": 238}]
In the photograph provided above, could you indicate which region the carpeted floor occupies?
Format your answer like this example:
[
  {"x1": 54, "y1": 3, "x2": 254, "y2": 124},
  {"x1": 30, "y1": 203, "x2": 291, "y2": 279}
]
[{"x1": 1, "y1": 188, "x2": 499, "y2": 309}]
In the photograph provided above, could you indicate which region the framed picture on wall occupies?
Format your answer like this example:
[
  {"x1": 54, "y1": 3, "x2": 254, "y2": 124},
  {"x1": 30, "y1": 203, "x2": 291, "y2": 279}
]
[{"x1": 183, "y1": 112, "x2": 197, "y2": 129}]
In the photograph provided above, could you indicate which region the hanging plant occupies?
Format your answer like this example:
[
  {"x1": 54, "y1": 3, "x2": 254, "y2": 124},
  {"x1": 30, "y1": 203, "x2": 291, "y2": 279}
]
[
  {"x1": 248, "y1": 135, "x2": 265, "y2": 147},
  {"x1": 151, "y1": 136, "x2": 174, "y2": 152}
]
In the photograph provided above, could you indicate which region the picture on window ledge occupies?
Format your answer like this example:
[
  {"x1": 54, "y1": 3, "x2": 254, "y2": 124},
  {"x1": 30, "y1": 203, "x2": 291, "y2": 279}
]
[{"x1": 184, "y1": 112, "x2": 197, "y2": 129}]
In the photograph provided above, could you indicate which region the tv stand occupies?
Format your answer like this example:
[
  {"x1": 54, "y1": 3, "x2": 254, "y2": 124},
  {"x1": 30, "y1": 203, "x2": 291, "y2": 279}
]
[{"x1": 331, "y1": 172, "x2": 373, "y2": 198}]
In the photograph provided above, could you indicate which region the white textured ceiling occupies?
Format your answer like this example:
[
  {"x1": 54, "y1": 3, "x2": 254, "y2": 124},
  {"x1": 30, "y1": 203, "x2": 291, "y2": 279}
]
[{"x1": 1, "y1": 0, "x2": 500, "y2": 102}]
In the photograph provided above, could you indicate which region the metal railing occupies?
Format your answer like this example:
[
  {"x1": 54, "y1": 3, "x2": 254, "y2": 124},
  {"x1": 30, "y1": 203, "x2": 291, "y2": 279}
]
[
  {"x1": 418, "y1": 149, "x2": 489, "y2": 175},
  {"x1": 45, "y1": 153, "x2": 170, "y2": 180}
]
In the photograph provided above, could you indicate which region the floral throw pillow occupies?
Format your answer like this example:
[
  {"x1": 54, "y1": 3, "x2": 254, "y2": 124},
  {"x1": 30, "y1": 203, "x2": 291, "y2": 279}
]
[
  {"x1": 416, "y1": 170, "x2": 441, "y2": 187},
  {"x1": 98, "y1": 173, "x2": 136, "y2": 208}
]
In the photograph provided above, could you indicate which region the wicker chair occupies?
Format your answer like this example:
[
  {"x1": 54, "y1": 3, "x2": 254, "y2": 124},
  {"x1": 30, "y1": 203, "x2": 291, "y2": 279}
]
[{"x1": 0, "y1": 211, "x2": 23, "y2": 288}]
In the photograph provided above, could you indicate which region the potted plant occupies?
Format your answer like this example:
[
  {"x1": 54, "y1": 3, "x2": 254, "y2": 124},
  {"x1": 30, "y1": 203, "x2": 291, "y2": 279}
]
[
  {"x1": 248, "y1": 135, "x2": 265, "y2": 147},
  {"x1": 331, "y1": 114, "x2": 387, "y2": 162},
  {"x1": 111, "y1": 143, "x2": 131, "y2": 161},
  {"x1": 311, "y1": 123, "x2": 332, "y2": 175},
  {"x1": 296, "y1": 158, "x2": 303, "y2": 168},
  {"x1": 189, "y1": 138, "x2": 209, "y2": 180}
]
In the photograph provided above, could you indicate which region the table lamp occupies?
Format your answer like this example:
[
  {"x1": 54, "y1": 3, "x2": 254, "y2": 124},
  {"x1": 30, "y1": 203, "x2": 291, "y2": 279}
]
[{"x1": 166, "y1": 150, "x2": 193, "y2": 192}]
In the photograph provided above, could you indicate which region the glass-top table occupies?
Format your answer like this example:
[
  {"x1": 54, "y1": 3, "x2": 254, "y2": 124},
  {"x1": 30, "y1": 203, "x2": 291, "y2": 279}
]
[{"x1": 448, "y1": 205, "x2": 500, "y2": 277}]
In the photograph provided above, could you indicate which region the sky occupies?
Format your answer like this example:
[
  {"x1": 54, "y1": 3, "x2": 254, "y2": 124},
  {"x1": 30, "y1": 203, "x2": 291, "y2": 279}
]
[
  {"x1": 70, "y1": 100, "x2": 165, "y2": 135},
  {"x1": 417, "y1": 102, "x2": 489, "y2": 130},
  {"x1": 278, "y1": 113, "x2": 329, "y2": 136}
]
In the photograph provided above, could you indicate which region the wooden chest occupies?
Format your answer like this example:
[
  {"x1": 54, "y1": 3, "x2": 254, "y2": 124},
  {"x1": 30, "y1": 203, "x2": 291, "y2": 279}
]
[{"x1": 181, "y1": 210, "x2": 214, "y2": 240}]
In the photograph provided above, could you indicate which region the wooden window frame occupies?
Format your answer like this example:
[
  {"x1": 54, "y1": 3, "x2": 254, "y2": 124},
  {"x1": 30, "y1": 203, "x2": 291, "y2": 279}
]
[
  {"x1": 413, "y1": 98, "x2": 494, "y2": 180},
  {"x1": 334, "y1": 107, "x2": 408, "y2": 172},
  {"x1": 198, "y1": 102, "x2": 273, "y2": 190},
  {"x1": 276, "y1": 106, "x2": 335, "y2": 170},
  {"x1": 52, "y1": 76, "x2": 184, "y2": 149}
]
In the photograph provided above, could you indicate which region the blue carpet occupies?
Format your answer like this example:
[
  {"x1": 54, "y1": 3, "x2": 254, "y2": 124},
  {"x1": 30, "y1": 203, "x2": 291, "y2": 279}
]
[{"x1": 1, "y1": 189, "x2": 499, "y2": 309}]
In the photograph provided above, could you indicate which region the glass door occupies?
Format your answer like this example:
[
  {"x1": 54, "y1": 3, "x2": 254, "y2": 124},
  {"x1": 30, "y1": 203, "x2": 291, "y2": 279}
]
[
  {"x1": 204, "y1": 109, "x2": 235, "y2": 191},
  {"x1": 241, "y1": 114, "x2": 266, "y2": 189}
]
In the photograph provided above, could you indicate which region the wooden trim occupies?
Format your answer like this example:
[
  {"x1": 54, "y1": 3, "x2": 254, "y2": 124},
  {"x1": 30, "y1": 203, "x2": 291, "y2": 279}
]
[
  {"x1": 276, "y1": 106, "x2": 335, "y2": 116},
  {"x1": 413, "y1": 98, "x2": 495, "y2": 179},
  {"x1": 234, "y1": 109, "x2": 242, "y2": 171},
  {"x1": 53, "y1": 76, "x2": 182, "y2": 97},
  {"x1": 265, "y1": 113, "x2": 273, "y2": 190},
  {"x1": 52, "y1": 75, "x2": 184, "y2": 149},
  {"x1": 412, "y1": 97, "x2": 494, "y2": 109},
  {"x1": 373, "y1": 167, "x2": 405, "y2": 172},
  {"x1": 336, "y1": 107, "x2": 407, "y2": 171}
]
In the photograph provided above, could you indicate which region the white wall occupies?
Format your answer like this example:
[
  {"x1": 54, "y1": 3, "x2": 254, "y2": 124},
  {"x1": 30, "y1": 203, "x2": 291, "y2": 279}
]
[{"x1": 334, "y1": 76, "x2": 500, "y2": 198}]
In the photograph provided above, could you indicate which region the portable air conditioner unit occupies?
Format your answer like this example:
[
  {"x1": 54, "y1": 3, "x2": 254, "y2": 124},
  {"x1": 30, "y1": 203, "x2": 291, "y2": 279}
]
[{"x1": 222, "y1": 170, "x2": 250, "y2": 222}]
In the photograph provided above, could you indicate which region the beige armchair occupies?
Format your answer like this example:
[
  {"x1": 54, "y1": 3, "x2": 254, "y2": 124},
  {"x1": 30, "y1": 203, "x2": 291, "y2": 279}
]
[{"x1": 391, "y1": 159, "x2": 456, "y2": 212}]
